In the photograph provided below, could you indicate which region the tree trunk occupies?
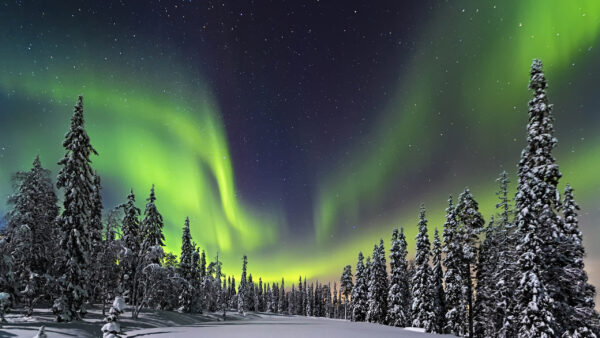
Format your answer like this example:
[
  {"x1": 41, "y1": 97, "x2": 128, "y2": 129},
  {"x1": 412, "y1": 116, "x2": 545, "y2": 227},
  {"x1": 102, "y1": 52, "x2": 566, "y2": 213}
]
[{"x1": 467, "y1": 265, "x2": 473, "y2": 338}]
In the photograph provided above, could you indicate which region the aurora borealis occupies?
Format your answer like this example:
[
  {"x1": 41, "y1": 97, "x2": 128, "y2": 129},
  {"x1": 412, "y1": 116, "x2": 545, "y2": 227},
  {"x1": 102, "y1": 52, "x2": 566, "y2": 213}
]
[{"x1": 1, "y1": 0, "x2": 600, "y2": 297}]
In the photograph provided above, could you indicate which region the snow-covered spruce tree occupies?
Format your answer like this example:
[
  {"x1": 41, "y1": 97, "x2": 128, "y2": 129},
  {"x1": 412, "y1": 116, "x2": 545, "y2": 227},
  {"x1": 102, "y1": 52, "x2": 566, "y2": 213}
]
[
  {"x1": 455, "y1": 188, "x2": 484, "y2": 337},
  {"x1": 238, "y1": 255, "x2": 248, "y2": 314},
  {"x1": 142, "y1": 185, "x2": 165, "y2": 253},
  {"x1": 352, "y1": 252, "x2": 368, "y2": 322},
  {"x1": 55, "y1": 96, "x2": 98, "y2": 321},
  {"x1": 88, "y1": 172, "x2": 104, "y2": 303},
  {"x1": 258, "y1": 277, "x2": 264, "y2": 312},
  {"x1": 340, "y1": 264, "x2": 353, "y2": 320},
  {"x1": 411, "y1": 205, "x2": 434, "y2": 331},
  {"x1": 333, "y1": 282, "x2": 338, "y2": 318},
  {"x1": 474, "y1": 216, "x2": 498, "y2": 337},
  {"x1": 387, "y1": 228, "x2": 411, "y2": 327},
  {"x1": 97, "y1": 212, "x2": 121, "y2": 316},
  {"x1": 4, "y1": 156, "x2": 59, "y2": 315},
  {"x1": 297, "y1": 276, "x2": 304, "y2": 315},
  {"x1": 512, "y1": 59, "x2": 560, "y2": 337},
  {"x1": 178, "y1": 217, "x2": 194, "y2": 312},
  {"x1": 120, "y1": 190, "x2": 143, "y2": 305},
  {"x1": 265, "y1": 283, "x2": 272, "y2": 312},
  {"x1": 557, "y1": 185, "x2": 599, "y2": 336},
  {"x1": 324, "y1": 283, "x2": 332, "y2": 318},
  {"x1": 192, "y1": 247, "x2": 205, "y2": 312},
  {"x1": 179, "y1": 217, "x2": 194, "y2": 280},
  {"x1": 278, "y1": 278, "x2": 285, "y2": 313},
  {"x1": 430, "y1": 228, "x2": 446, "y2": 333},
  {"x1": 492, "y1": 171, "x2": 519, "y2": 337},
  {"x1": 200, "y1": 250, "x2": 207, "y2": 278},
  {"x1": 247, "y1": 274, "x2": 256, "y2": 311},
  {"x1": 303, "y1": 277, "x2": 308, "y2": 316},
  {"x1": 306, "y1": 283, "x2": 313, "y2": 316}
]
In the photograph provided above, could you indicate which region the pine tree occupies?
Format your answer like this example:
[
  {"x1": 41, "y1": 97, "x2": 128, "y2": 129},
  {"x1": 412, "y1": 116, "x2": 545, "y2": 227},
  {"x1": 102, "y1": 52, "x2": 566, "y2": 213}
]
[
  {"x1": 430, "y1": 228, "x2": 446, "y2": 333},
  {"x1": 340, "y1": 264, "x2": 353, "y2": 320},
  {"x1": 238, "y1": 255, "x2": 248, "y2": 314},
  {"x1": 258, "y1": 277, "x2": 264, "y2": 312},
  {"x1": 247, "y1": 274, "x2": 255, "y2": 311},
  {"x1": 55, "y1": 96, "x2": 98, "y2": 321},
  {"x1": 474, "y1": 217, "x2": 498, "y2": 337},
  {"x1": 387, "y1": 228, "x2": 410, "y2": 327},
  {"x1": 492, "y1": 171, "x2": 519, "y2": 337},
  {"x1": 88, "y1": 172, "x2": 104, "y2": 303},
  {"x1": 142, "y1": 185, "x2": 165, "y2": 249},
  {"x1": 351, "y1": 252, "x2": 368, "y2": 322},
  {"x1": 367, "y1": 241, "x2": 388, "y2": 324},
  {"x1": 97, "y1": 213, "x2": 121, "y2": 316},
  {"x1": 120, "y1": 189, "x2": 144, "y2": 306},
  {"x1": 411, "y1": 205, "x2": 434, "y2": 331},
  {"x1": 456, "y1": 188, "x2": 484, "y2": 337},
  {"x1": 176, "y1": 218, "x2": 194, "y2": 313},
  {"x1": 278, "y1": 278, "x2": 285, "y2": 313},
  {"x1": 513, "y1": 59, "x2": 559, "y2": 337},
  {"x1": 297, "y1": 276, "x2": 304, "y2": 315},
  {"x1": 200, "y1": 250, "x2": 206, "y2": 278},
  {"x1": 442, "y1": 196, "x2": 466, "y2": 336},
  {"x1": 179, "y1": 217, "x2": 193, "y2": 280},
  {"x1": 557, "y1": 185, "x2": 599, "y2": 335},
  {"x1": 5, "y1": 156, "x2": 59, "y2": 315}
]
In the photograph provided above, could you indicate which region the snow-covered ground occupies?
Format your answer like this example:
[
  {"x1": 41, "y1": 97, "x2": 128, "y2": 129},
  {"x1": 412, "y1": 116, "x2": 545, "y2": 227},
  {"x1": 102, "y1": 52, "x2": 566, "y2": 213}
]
[{"x1": 1, "y1": 308, "x2": 445, "y2": 337}]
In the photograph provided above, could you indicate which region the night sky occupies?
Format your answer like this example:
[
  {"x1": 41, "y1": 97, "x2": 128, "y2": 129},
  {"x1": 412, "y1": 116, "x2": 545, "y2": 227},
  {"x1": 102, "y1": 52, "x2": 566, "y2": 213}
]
[{"x1": 1, "y1": 0, "x2": 600, "y2": 292}]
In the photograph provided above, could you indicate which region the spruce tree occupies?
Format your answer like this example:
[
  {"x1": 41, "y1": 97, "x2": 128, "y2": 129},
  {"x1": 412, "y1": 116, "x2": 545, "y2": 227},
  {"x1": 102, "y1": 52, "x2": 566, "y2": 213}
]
[
  {"x1": 5, "y1": 156, "x2": 59, "y2": 313},
  {"x1": 121, "y1": 190, "x2": 141, "y2": 254},
  {"x1": 557, "y1": 185, "x2": 599, "y2": 335},
  {"x1": 442, "y1": 196, "x2": 466, "y2": 336},
  {"x1": 513, "y1": 59, "x2": 559, "y2": 337},
  {"x1": 142, "y1": 185, "x2": 165, "y2": 249},
  {"x1": 492, "y1": 171, "x2": 518, "y2": 337},
  {"x1": 340, "y1": 265, "x2": 353, "y2": 320},
  {"x1": 121, "y1": 190, "x2": 143, "y2": 305},
  {"x1": 278, "y1": 278, "x2": 285, "y2": 314},
  {"x1": 430, "y1": 228, "x2": 446, "y2": 333},
  {"x1": 411, "y1": 205, "x2": 434, "y2": 331},
  {"x1": 238, "y1": 255, "x2": 248, "y2": 314},
  {"x1": 387, "y1": 228, "x2": 410, "y2": 327},
  {"x1": 456, "y1": 188, "x2": 484, "y2": 337},
  {"x1": 351, "y1": 252, "x2": 368, "y2": 322},
  {"x1": 200, "y1": 250, "x2": 207, "y2": 278},
  {"x1": 177, "y1": 218, "x2": 194, "y2": 313},
  {"x1": 179, "y1": 217, "x2": 194, "y2": 280},
  {"x1": 88, "y1": 172, "x2": 104, "y2": 303},
  {"x1": 474, "y1": 217, "x2": 498, "y2": 337},
  {"x1": 55, "y1": 96, "x2": 98, "y2": 321},
  {"x1": 367, "y1": 239, "x2": 388, "y2": 324}
]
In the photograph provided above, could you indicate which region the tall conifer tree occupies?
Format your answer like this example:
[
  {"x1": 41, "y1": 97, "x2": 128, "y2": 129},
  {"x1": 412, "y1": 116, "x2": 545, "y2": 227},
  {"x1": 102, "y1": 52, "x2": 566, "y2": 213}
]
[
  {"x1": 367, "y1": 239, "x2": 388, "y2": 324},
  {"x1": 456, "y1": 188, "x2": 484, "y2": 337},
  {"x1": 513, "y1": 59, "x2": 560, "y2": 337},
  {"x1": 387, "y1": 228, "x2": 410, "y2": 327},
  {"x1": 411, "y1": 205, "x2": 434, "y2": 331},
  {"x1": 55, "y1": 96, "x2": 98, "y2": 321},
  {"x1": 431, "y1": 228, "x2": 446, "y2": 333},
  {"x1": 142, "y1": 185, "x2": 165, "y2": 248},
  {"x1": 351, "y1": 252, "x2": 368, "y2": 322}
]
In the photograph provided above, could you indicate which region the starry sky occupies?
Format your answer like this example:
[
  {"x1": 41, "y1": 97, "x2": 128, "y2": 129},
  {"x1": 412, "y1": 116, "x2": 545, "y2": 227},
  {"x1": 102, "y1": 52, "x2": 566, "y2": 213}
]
[{"x1": 1, "y1": 0, "x2": 600, "y2": 292}]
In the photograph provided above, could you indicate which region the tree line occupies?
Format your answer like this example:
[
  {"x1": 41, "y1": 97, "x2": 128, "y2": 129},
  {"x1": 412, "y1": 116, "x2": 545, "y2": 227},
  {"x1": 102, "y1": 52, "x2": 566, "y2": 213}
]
[
  {"x1": 342, "y1": 59, "x2": 599, "y2": 337},
  {"x1": 0, "y1": 95, "x2": 355, "y2": 328},
  {"x1": 0, "y1": 59, "x2": 598, "y2": 337}
]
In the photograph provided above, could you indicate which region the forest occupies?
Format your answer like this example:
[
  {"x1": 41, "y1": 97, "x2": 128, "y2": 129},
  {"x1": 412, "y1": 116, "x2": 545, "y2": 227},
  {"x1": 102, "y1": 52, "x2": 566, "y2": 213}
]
[{"x1": 0, "y1": 60, "x2": 598, "y2": 338}]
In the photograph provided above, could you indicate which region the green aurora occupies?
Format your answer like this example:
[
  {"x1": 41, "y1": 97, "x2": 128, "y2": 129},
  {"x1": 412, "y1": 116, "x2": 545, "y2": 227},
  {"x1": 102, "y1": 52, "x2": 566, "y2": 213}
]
[{"x1": 1, "y1": 0, "x2": 600, "y2": 289}]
